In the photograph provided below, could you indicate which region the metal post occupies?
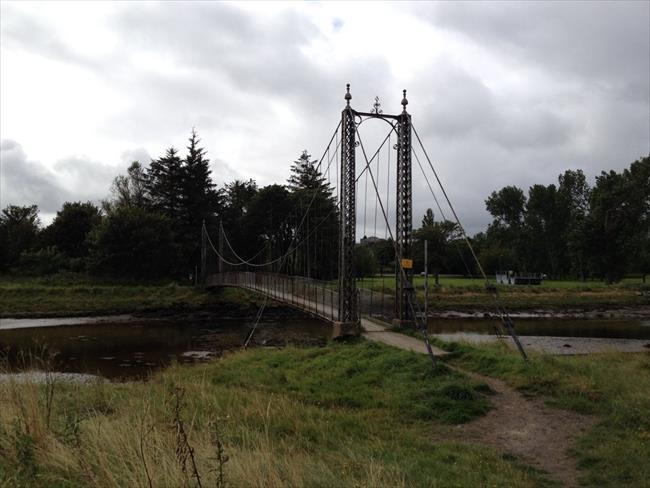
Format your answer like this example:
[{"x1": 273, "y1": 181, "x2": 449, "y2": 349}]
[
  {"x1": 424, "y1": 239, "x2": 428, "y2": 321},
  {"x1": 335, "y1": 84, "x2": 360, "y2": 337},
  {"x1": 201, "y1": 220, "x2": 207, "y2": 283},
  {"x1": 218, "y1": 219, "x2": 224, "y2": 274},
  {"x1": 395, "y1": 90, "x2": 414, "y2": 325}
]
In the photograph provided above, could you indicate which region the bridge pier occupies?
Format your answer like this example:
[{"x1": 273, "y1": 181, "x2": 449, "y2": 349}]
[{"x1": 332, "y1": 321, "x2": 361, "y2": 339}]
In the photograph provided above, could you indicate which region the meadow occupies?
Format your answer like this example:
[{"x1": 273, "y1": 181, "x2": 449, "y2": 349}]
[{"x1": 1, "y1": 340, "x2": 648, "y2": 487}]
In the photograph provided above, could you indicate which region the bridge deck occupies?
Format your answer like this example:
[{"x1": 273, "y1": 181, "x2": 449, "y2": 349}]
[{"x1": 207, "y1": 272, "x2": 447, "y2": 356}]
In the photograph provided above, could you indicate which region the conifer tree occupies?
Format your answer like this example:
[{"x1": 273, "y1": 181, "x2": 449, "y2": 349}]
[
  {"x1": 287, "y1": 150, "x2": 338, "y2": 279},
  {"x1": 146, "y1": 147, "x2": 184, "y2": 218},
  {"x1": 181, "y1": 129, "x2": 221, "y2": 265}
]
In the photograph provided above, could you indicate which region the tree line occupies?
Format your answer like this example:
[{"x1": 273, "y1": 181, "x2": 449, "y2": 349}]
[
  {"x1": 0, "y1": 130, "x2": 338, "y2": 281},
  {"x1": 0, "y1": 130, "x2": 647, "y2": 283}
]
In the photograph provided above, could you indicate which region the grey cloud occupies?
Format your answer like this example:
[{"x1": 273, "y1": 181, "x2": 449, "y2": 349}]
[
  {"x1": 120, "y1": 147, "x2": 152, "y2": 166},
  {"x1": 0, "y1": 140, "x2": 121, "y2": 217},
  {"x1": 0, "y1": 139, "x2": 69, "y2": 212},
  {"x1": 2, "y1": 2, "x2": 647, "y2": 236},
  {"x1": 53, "y1": 156, "x2": 119, "y2": 202},
  {"x1": 427, "y1": 2, "x2": 650, "y2": 98},
  {"x1": 0, "y1": 3, "x2": 108, "y2": 73}
]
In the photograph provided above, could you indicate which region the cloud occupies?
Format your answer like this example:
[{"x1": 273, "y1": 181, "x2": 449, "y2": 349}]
[
  {"x1": 0, "y1": 139, "x2": 69, "y2": 213},
  {"x1": 0, "y1": 140, "x2": 121, "y2": 222},
  {"x1": 1, "y1": 1, "x2": 648, "y2": 235}
]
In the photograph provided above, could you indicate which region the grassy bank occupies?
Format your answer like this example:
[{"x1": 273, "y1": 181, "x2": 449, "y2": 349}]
[
  {"x1": 358, "y1": 276, "x2": 649, "y2": 311},
  {"x1": 436, "y1": 340, "x2": 650, "y2": 487},
  {"x1": 0, "y1": 342, "x2": 555, "y2": 487},
  {"x1": 0, "y1": 274, "x2": 261, "y2": 318},
  {"x1": 2, "y1": 274, "x2": 648, "y2": 319}
]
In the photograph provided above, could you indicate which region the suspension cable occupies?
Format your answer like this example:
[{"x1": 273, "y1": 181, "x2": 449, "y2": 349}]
[
  {"x1": 217, "y1": 134, "x2": 343, "y2": 267},
  {"x1": 412, "y1": 147, "x2": 474, "y2": 278},
  {"x1": 411, "y1": 124, "x2": 528, "y2": 361},
  {"x1": 243, "y1": 120, "x2": 343, "y2": 347},
  {"x1": 412, "y1": 124, "x2": 488, "y2": 281},
  {"x1": 356, "y1": 126, "x2": 438, "y2": 368}
]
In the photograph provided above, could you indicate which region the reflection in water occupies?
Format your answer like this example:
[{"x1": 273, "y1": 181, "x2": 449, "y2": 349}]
[
  {"x1": 427, "y1": 318, "x2": 650, "y2": 340},
  {"x1": 0, "y1": 318, "x2": 332, "y2": 380}
]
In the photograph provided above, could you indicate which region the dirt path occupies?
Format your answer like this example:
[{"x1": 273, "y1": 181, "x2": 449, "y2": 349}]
[
  {"x1": 455, "y1": 371, "x2": 596, "y2": 487},
  {"x1": 361, "y1": 320, "x2": 596, "y2": 487}
]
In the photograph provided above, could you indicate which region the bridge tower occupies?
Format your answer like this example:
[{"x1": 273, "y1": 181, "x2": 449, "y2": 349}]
[
  {"x1": 335, "y1": 84, "x2": 360, "y2": 337},
  {"x1": 336, "y1": 84, "x2": 415, "y2": 334},
  {"x1": 394, "y1": 90, "x2": 414, "y2": 325}
]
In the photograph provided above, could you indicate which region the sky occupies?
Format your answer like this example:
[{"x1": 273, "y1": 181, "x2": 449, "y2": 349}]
[{"x1": 1, "y1": 0, "x2": 649, "y2": 235}]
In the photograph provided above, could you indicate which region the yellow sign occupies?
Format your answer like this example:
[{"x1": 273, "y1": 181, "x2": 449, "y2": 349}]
[{"x1": 401, "y1": 259, "x2": 413, "y2": 269}]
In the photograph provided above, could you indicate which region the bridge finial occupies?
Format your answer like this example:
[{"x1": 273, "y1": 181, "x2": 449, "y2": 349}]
[
  {"x1": 371, "y1": 96, "x2": 382, "y2": 115},
  {"x1": 345, "y1": 83, "x2": 352, "y2": 106},
  {"x1": 401, "y1": 89, "x2": 408, "y2": 112}
]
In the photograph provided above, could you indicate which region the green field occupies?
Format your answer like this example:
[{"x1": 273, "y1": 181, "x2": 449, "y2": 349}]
[
  {"x1": 357, "y1": 275, "x2": 648, "y2": 311},
  {"x1": 0, "y1": 274, "x2": 262, "y2": 318},
  {"x1": 0, "y1": 341, "x2": 551, "y2": 488},
  {"x1": 1, "y1": 340, "x2": 648, "y2": 487}
]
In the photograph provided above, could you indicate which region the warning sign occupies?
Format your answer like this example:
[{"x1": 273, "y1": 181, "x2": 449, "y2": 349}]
[{"x1": 401, "y1": 259, "x2": 413, "y2": 269}]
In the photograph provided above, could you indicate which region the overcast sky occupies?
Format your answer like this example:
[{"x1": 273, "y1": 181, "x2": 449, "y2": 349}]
[{"x1": 1, "y1": 1, "x2": 649, "y2": 234}]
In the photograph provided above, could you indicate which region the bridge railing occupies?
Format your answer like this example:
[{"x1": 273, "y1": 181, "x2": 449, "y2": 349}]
[
  {"x1": 207, "y1": 272, "x2": 338, "y2": 322},
  {"x1": 207, "y1": 272, "x2": 399, "y2": 324},
  {"x1": 358, "y1": 286, "x2": 395, "y2": 322}
]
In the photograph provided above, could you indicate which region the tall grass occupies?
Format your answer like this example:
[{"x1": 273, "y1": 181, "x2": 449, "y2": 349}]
[{"x1": 0, "y1": 342, "x2": 551, "y2": 487}]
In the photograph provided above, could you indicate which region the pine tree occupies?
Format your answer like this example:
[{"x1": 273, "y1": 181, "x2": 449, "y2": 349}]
[
  {"x1": 181, "y1": 130, "x2": 221, "y2": 265},
  {"x1": 146, "y1": 147, "x2": 184, "y2": 218},
  {"x1": 287, "y1": 150, "x2": 338, "y2": 279}
]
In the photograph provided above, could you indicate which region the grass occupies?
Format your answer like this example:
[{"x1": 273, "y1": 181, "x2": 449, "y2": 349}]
[
  {"x1": 0, "y1": 273, "x2": 262, "y2": 318},
  {"x1": 0, "y1": 341, "x2": 556, "y2": 487},
  {"x1": 357, "y1": 275, "x2": 648, "y2": 311},
  {"x1": 1, "y1": 273, "x2": 647, "y2": 318},
  {"x1": 435, "y1": 340, "x2": 650, "y2": 487}
]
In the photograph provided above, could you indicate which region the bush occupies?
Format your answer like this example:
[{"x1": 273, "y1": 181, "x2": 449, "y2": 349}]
[
  {"x1": 88, "y1": 207, "x2": 180, "y2": 280},
  {"x1": 18, "y1": 247, "x2": 70, "y2": 275}
]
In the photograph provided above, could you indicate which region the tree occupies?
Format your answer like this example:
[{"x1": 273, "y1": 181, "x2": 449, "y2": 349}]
[
  {"x1": 89, "y1": 207, "x2": 180, "y2": 280},
  {"x1": 524, "y1": 184, "x2": 563, "y2": 277},
  {"x1": 0, "y1": 205, "x2": 40, "y2": 270},
  {"x1": 287, "y1": 150, "x2": 338, "y2": 279},
  {"x1": 414, "y1": 209, "x2": 460, "y2": 284},
  {"x1": 179, "y1": 130, "x2": 221, "y2": 267},
  {"x1": 355, "y1": 244, "x2": 378, "y2": 278},
  {"x1": 103, "y1": 161, "x2": 149, "y2": 213},
  {"x1": 558, "y1": 169, "x2": 591, "y2": 279},
  {"x1": 221, "y1": 179, "x2": 259, "y2": 261},
  {"x1": 485, "y1": 186, "x2": 526, "y2": 229},
  {"x1": 146, "y1": 147, "x2": 184, "y2": 218},
  {"x1": 244, "y1": 184, "x2": 293, "y2": 267},
  {"x1": 485, "y1": 185, "x2": 527, "y2": 271},
  {"x1": 42, "y1": 201, "x2": 102, "y2": 258},
  {"x1": 586, "y1": 157, "x2": 649, "y2": 283}
]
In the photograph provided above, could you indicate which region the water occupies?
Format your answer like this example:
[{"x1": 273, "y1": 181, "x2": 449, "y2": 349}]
[
  {"x1": 428, "y1": 318, "x2": 650, "y2": 340},
  {"x1": 1, "y1": 316, "x2": 648, "y2": 379},
  {"x1": 0, "y1": 317, "x2": 332, "y2": 380}
]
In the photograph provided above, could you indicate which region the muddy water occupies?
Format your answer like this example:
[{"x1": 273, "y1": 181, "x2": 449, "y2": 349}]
[{"x1": 0, "y1": 317, "x2": 332, "y2": 380}]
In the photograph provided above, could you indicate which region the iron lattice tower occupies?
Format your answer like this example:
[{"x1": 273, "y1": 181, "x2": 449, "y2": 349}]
[
  {"x1": 395, "y1": 91, "x2": 414, "y2": 323},
  {"x1": 337, "y1": 84, "x2": 414, "y2": 329},
  {"x1": 337, "y1": 84, "x2": 359, "y2": 329}
]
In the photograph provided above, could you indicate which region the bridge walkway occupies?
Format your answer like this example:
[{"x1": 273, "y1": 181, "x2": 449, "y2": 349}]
[{"x1": 207, "y1": 272, "x2": 447, "y2": 356}]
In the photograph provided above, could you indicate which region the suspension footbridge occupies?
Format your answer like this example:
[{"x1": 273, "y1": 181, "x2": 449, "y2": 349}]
[{"x1": 201, "y1": 85, "x2": 528, "y2": 363}]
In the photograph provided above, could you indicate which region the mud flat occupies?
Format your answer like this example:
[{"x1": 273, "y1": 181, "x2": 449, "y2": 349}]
[{"x1": 435, "y1": 333, "x2": 650, "y2": 354}]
